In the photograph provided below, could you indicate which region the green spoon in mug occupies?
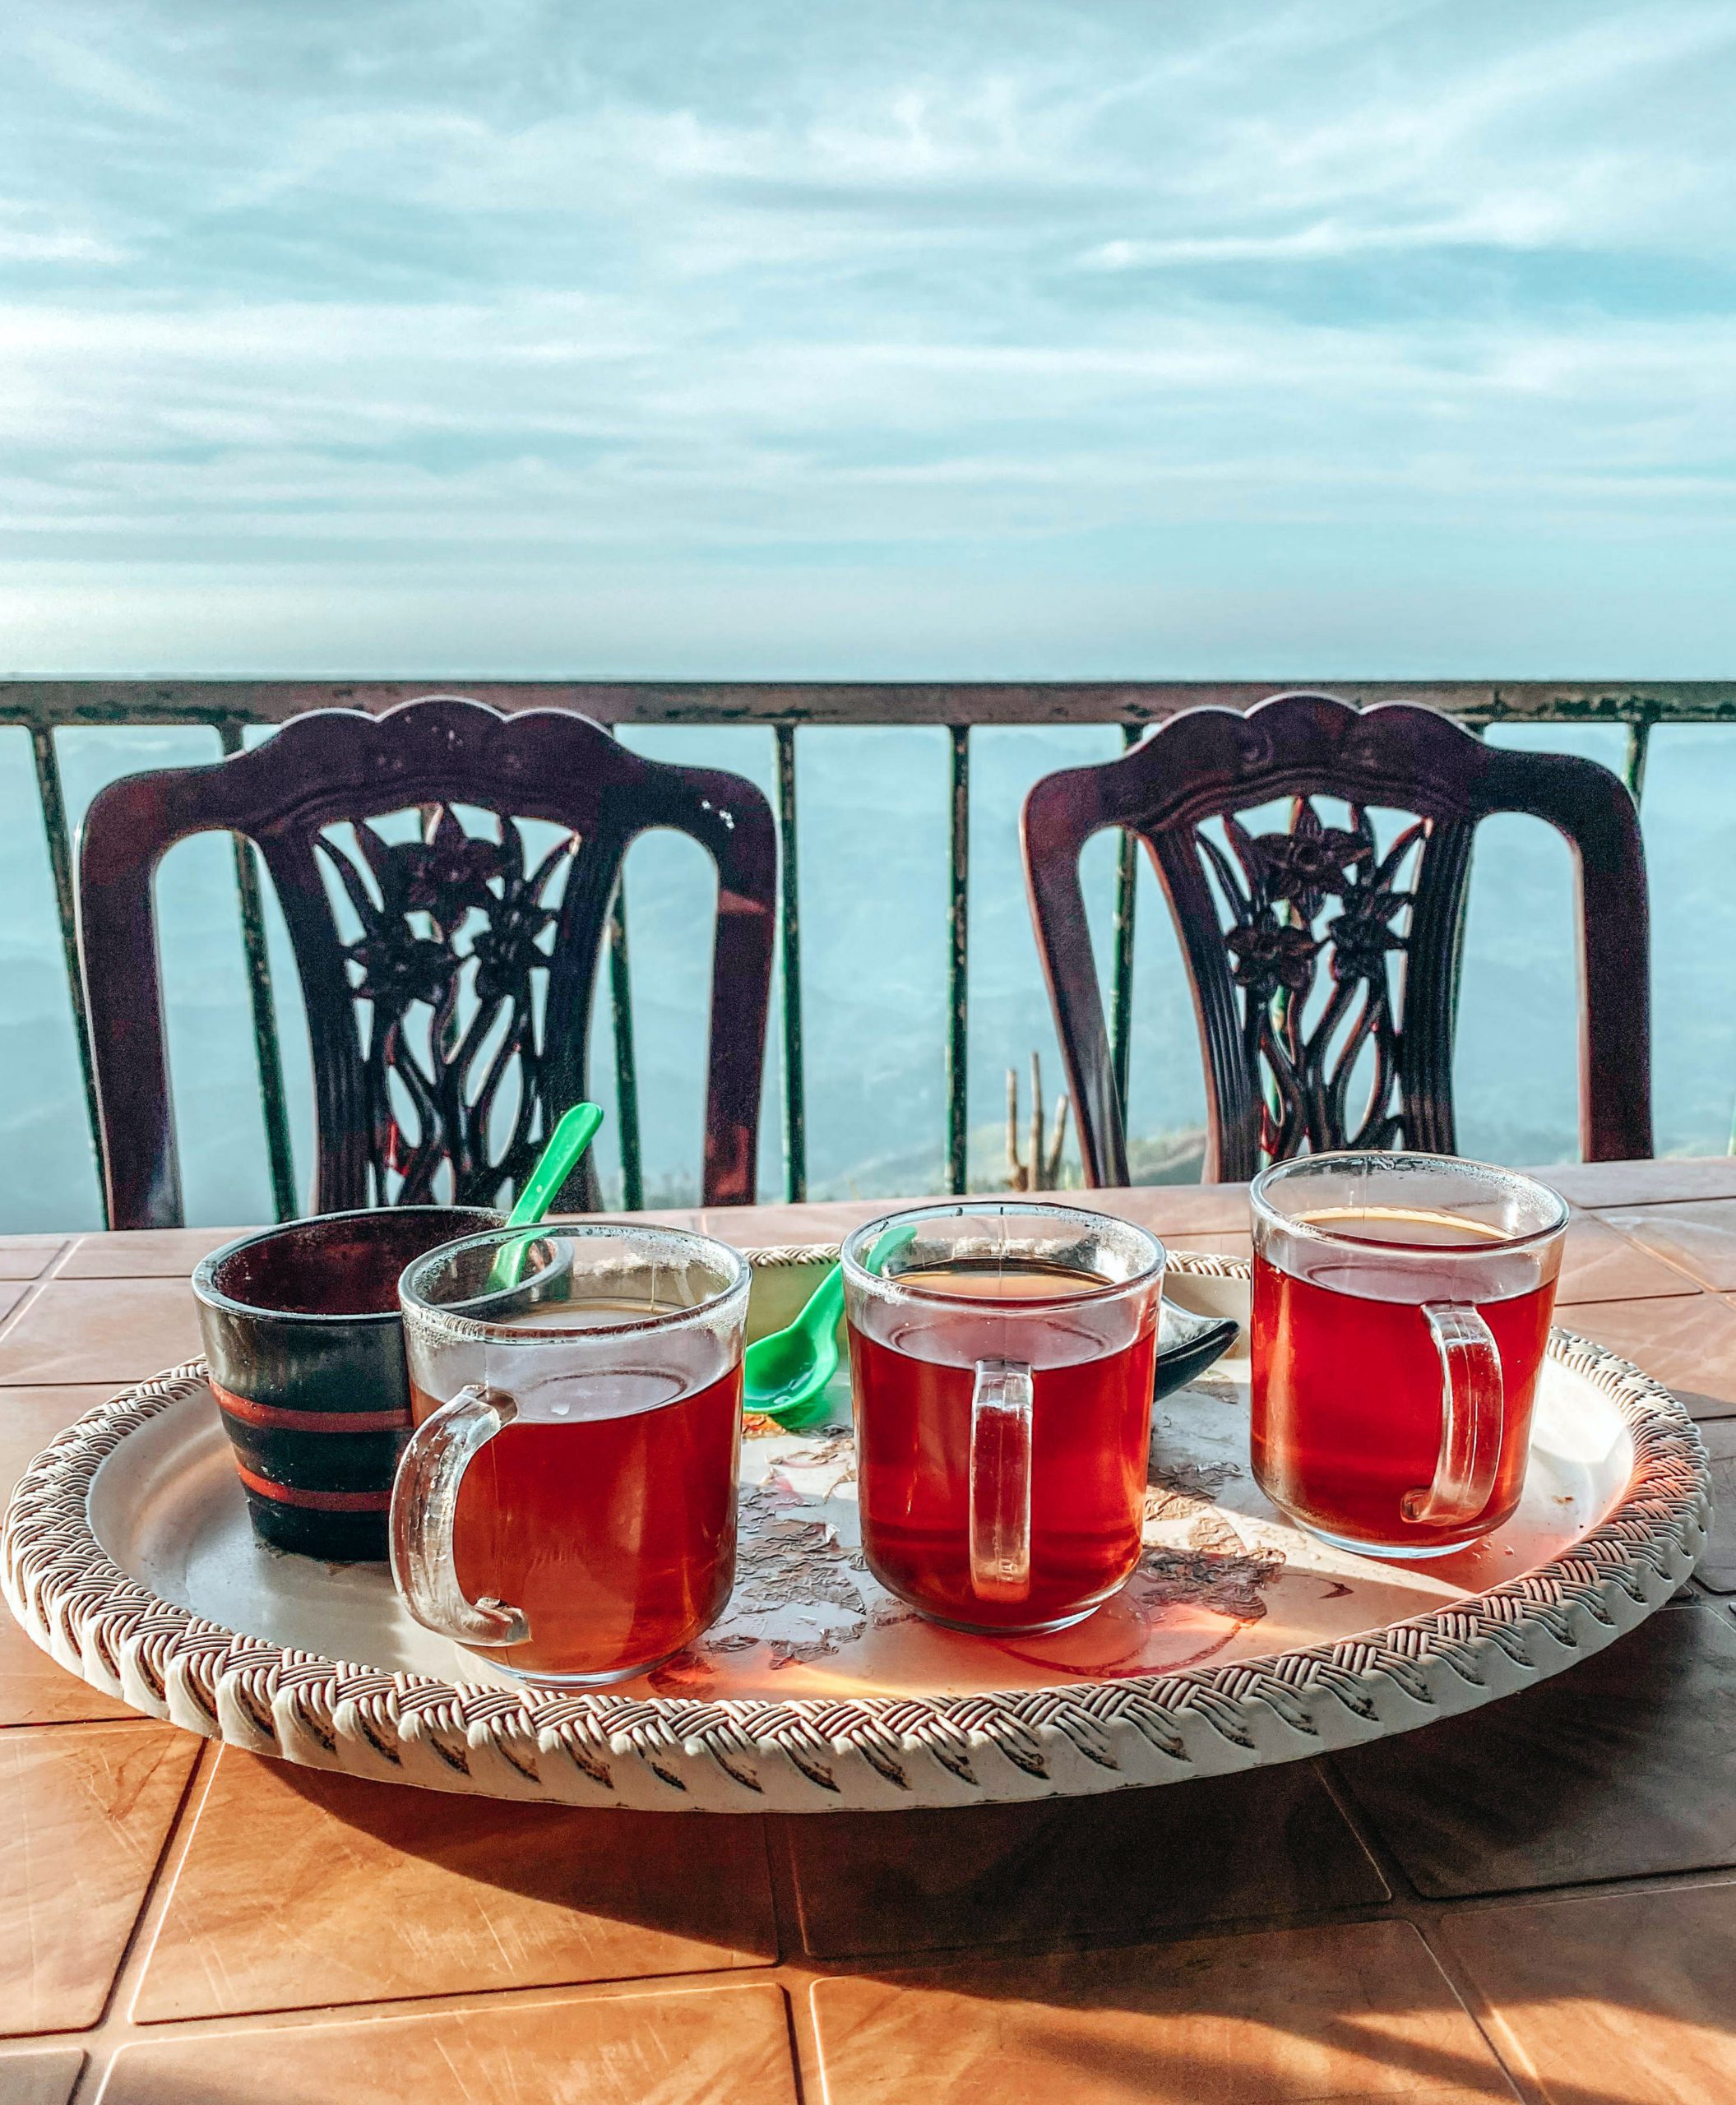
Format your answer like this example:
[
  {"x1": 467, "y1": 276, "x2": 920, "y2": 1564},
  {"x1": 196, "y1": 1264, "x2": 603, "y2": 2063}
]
[{"x1": 485, "y1": 1101, "x2": 604, "y2": 1292}]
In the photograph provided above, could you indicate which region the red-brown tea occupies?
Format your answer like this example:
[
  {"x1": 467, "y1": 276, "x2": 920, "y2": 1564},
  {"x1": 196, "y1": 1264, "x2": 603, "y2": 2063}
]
[
  {"x1": 848, "y1": 1260, "x2": 1158, "y2": 1631},
  {"x1": 410, "y1": 1344, "x2": 741, "y2": 1682},
  {"x1": 1251, "y1": 1208, "x2": 1557, "y2": 1553}
]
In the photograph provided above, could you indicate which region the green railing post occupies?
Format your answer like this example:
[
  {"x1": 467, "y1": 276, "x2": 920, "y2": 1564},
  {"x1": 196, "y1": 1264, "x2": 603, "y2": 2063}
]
[
  {"x1": 1109, "y1": 724, "x2": 1142, "y2": 1128},
  {"x1": 774, "y1": 724, "x2": 807, "y2": 1203},
  {"x1": 1445, "y1": 723, "x2": 1490, "y2": 1052},
  {"x1": 608, "y1": 881, "x2": 645, "y2": 1211},
  {"x1": 947, "y1": 726, "x2": 970, "y2": 1194},
  {"x1": 217, "y1": 722, "x2": 298, "y2": 1221},
  {"x1": 29, "y1": 722, "x2": 107, "y2": 1225},
  {"x1": 1624, "y1": 714, "x2": 1654, "y2": 805}
]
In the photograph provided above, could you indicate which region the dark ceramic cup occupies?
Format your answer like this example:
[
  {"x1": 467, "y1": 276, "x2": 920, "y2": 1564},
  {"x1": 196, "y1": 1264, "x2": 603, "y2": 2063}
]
[{"x1": 192, "y1": 1206, "x2": 502, "y2": 1561}]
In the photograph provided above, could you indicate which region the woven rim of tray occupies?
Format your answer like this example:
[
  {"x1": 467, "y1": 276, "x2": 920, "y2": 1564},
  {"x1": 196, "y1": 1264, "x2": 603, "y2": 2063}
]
[{"x1": 2, "y1": 1250, "x2": 1711, "y2": 1802}]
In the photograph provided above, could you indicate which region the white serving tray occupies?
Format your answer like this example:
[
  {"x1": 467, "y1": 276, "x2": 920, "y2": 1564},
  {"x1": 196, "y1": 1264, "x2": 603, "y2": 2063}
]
[{"x1": 3, "y1": 1250, "x2": 1709, "y2": 1812}]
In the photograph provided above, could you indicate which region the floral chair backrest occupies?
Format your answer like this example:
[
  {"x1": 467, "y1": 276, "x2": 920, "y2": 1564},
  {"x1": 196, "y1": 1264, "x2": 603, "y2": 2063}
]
[
  {"x1": 1022, "y1": 691, "x2": 1651, "y2": 1186},
  {"x1": 311, "y1": 803, "x2": 589, "y2": 1209},
  {"x1": 78, "y1": 696, "x2": 777, "y2": 1228},
  {"x1": 1197, "y1": 793, "x2": 1428, "y2": 1165}
]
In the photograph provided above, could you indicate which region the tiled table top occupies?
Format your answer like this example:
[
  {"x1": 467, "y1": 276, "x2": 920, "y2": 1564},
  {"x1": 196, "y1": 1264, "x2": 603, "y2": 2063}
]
[{"x1": 0, "y1": 1164, "x2": 1732, "y2": 2104}]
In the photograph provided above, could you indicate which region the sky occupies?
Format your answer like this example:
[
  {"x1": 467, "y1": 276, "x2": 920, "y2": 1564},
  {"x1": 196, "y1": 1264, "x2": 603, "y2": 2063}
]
[{"x1": 2, "y1": 0, "x2": 1734, "y2": 678}]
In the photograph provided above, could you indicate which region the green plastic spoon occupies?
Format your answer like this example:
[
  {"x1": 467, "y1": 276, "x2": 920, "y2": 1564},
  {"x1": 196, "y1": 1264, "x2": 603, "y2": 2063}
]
[
  {"x1": 741, "y1": 1262, "x2": 845, "y2": 1429},
  {"x1": 485, "y1": 1100, "x2": 604, "y2": 1292},
  {"x1": 742, "y1": 1224, "x2": 918, "y2": 1428},
  {"x1": 740, "y1": 1227, "x2": 1239, "y2": 1432}
]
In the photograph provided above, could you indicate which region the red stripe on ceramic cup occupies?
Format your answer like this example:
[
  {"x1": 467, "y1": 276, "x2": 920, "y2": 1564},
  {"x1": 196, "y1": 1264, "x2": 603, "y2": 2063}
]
[
  {"x1": 209, "y1": 1380, "x2": 408, "y2": 1435},
  {"x1": 233, "y1": 1464, "x2": 394, "y2": 1513}
]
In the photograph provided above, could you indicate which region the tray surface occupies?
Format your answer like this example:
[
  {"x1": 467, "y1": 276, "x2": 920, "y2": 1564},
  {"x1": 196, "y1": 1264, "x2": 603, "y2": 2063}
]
[{"x1": 3, "y1": 1251, "x2": 1710, "y2": 1811}]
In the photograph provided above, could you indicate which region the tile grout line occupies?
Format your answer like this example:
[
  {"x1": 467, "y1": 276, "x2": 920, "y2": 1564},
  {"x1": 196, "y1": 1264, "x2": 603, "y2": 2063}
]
[
  {"x1": 8, "y1": 1726, "x2": 1736, "y2": 2086},
  {"x1": 1587, "y1": 1205, "x2": 1736, "y2": 1296},
  {"x1": 0, "y1": 1714, "x2": 188, "y2": 1738},
  {"x1": 1567, "y1": 1213, "x2": 1728, "y2": 1303},
  {"x1": 1315, "y1": 1759, "x2": 1543, "y2": 2105},
  {"x1": 17, "y1": 1844, "x2": 1736, "y2": 2063},
  {"x1": 76, "y1": 1735, "x2": 219, "y2": 2088},
  {"x1": 5, "y1": 1733, "x2": 214, "y2": 2105},
  {"x1": 765, "y1": 1822, "x2": 828, "y2": 2103},
  {"x1": 1403, "y1": 1912, "x2": 1540, "y2": 2105},
  {"x1": 0, "y1": 1259, "x2": 62, "y2": 1350},
  {"x1": 53, "y1": 1958, "x2": 803, "y2": 2053}
]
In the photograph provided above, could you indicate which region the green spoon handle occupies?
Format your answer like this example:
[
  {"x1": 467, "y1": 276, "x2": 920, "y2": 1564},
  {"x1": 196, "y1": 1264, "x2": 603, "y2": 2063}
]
[
  {"x1": 803, "y1": 1262, "x2": 845, "y2": 1338},
  {"x1": 506, "y1": 1102, "x2": 604, "y2": 1229},
  {"x1": 487, "y1": 1101, "x2": 605, "y2": 1293}
]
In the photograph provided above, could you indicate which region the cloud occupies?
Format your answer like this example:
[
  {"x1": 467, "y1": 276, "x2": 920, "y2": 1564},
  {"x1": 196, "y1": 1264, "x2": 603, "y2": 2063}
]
[
  {"x1": 0, "y1": 0, "x2": 1732, "y2": 673},
  {"x1": 1083, "y1": 203, "x2": 1571, "y2": 271},
  {"x1": 23, "y1": 30, "x2": 174, "y2": 119},
  {"x1": 0, "y1": 203, "x2": 127, "y2": 264}
]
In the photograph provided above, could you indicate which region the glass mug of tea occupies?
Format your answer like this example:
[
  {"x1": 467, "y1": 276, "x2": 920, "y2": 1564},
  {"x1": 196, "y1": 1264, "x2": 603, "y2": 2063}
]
[
  {"x1": 392, "y1": 1223, "x2": 749, "y2": 1685},
  {"x1": 1250, "y1": 1152, "x2": 1569, "y2": 1557},
  {"x1": 842, "y1": 1202, "x2": 1166, "y2": 1634}
]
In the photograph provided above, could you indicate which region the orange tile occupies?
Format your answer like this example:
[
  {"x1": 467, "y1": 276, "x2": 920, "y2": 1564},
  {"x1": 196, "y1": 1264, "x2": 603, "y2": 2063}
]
[
  {"x1": 782, "y1": 1761, "x2": 1384, "y2": 1960},
  {"x1": 56, "y1": 1228, "x2": 253, "y2": 1280},
  {"x1": 1150, "y1": 1210, "x2": 1690, "y2": 1301},
  {"x1": 0, "y1": 1244, "x2": 64, "y2": 1284},
  {"x1": 106, "y1": 1982, "x2": 798, "y2": 2105},
  {"x1": 0, "y1": 1280, "x2": 201, "y2": 1388},
  {"x1": 1444, "y1": 1879, "x2": 1736, "y2": 2105},
  {"x1": 1541, "y1": 1158, "x2": 1736, "y2": 1209},
  {"x1": 0, "y1": 1617, "x2": 136, "y2": 1730},
  {"x1": 563, "y1": 1208, "x2": 707, "y2": 1233},
  {"x1": 1072, "y1": 1185, "x2": 1253, "y2": 1235},
  {"x1": 136, "y1": 1750, "x2": 778, "y2": 2022},
  {"x1": 1335, "y1": 1603, "x2": 1736, "y2": 1897},
  {"x1": 0, "y1": 1390, "x2": 140, "y2": 1723},
  {"x1": 0, "y1": 1721, "x2": 199, "y2": 2035},
  {"x1": 706, "y1": 1189, "x2": 1257, "y2": 1252},
  {"x1": 1599, "y1": 1199, "x2": 1736, "y2": 1293},
  {"x1": 0, "y1": 2049, "x2": 83, "y2": 2105},
  {"x1": 701, "y1": 1199, "x2": 917, "y2": 1251},
  {"x1": 711, "y1": 1189, "x2": 1722, "y2": 1292},
  {"x1": 811, "y1": 1918, "x2": 1511, "y2": 2104},
  {"x1": 0, "y1": 1387, "x2": 119, "y2": 1497},
  {"x1": 1697, "y1": 1420, "x2": 1736, "y2": 1594},
  {"x1": 1554, "y1": 1214, "x2": 1701, "y2": 1307},
  {"x1": 1558, "y1": 1293, "x2": 1736, "y2": 1419}
]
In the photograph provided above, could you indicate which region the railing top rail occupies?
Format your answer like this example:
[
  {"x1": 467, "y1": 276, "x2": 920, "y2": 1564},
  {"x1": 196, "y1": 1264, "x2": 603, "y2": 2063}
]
[{"x1": 3, "y1": 678, "x2": 1736, "y2": 732}]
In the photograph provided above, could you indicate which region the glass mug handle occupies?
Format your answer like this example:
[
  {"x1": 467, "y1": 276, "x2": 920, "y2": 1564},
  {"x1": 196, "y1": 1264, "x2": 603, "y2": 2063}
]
[
  {"x1": 970, "y1": 1358, "x2": 1033, "y2": 1602},
  {"x1": 389, "y1": 1385, "x2": 530, "y2": 1647},
  {"x1": 1403, "y1": 1303, "x2": 1504, "y2": 1528}
]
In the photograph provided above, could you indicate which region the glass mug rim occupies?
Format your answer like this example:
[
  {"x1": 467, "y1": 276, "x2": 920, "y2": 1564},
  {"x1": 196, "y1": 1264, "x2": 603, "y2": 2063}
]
[
  {"x1": 841, "y1": 1198, "x2": 1166, "y2": 1307},
  {"x1": 1250, "y1": 1150, "x2": 1569, "y2": 1257},
  {"x1": 399, "y1": 1220, "x2": 751, "y2": 1342}
]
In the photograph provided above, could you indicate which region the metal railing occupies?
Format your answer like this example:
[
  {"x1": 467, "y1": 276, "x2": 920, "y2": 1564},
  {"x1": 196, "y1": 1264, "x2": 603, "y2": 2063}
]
[{"x1": 7, "y1": 678, "x2": 1734, "y2": 1225}]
